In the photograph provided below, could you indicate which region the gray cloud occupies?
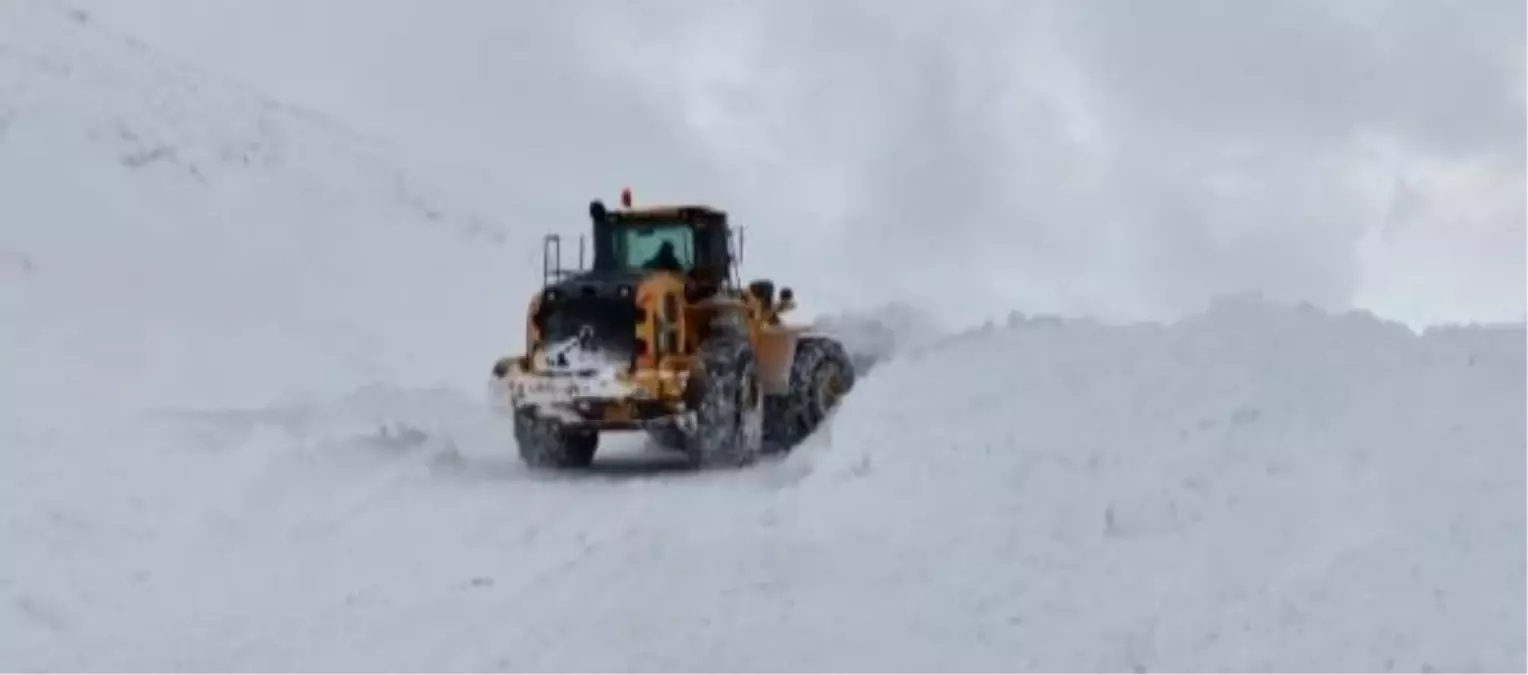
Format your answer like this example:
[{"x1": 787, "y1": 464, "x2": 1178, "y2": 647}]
[{"x1": 73, "y1": 0, "x2": 1528, "y2": 327}]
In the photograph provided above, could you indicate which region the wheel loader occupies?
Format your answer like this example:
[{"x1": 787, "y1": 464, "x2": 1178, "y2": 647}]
[{"x1": 488, "y1": 189, "x2": 856, "y2": 469}]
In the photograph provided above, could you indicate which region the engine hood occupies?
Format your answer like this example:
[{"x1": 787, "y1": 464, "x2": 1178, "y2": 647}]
[{"x1": 543, "y1": 268, "x2": 650, "y2": 302}]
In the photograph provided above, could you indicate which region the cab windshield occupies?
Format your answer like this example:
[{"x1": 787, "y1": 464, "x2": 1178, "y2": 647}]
[{"x1": 611, "y1": 223, "x2": 695, "y2": 272}]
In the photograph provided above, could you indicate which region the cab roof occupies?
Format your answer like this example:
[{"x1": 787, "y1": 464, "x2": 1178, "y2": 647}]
[{"x1": 612, "y1": 204, "x2": 728, "y2": 220}]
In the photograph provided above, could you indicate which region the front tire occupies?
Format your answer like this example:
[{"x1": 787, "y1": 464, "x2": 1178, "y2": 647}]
[
  {"x1": 764, "y1": 336, "x2": 855, "y2": 452},
  {"x1": 514, "y1": 407, "x2": 599, "y2": 469}
]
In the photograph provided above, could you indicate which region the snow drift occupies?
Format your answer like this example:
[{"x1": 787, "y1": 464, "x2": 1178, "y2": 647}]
[
  {"x1": 783, "y1": 296, "x2": 1525, "y2": 671},
  {"x1": 2, "y1": 2, "x2": 1523, "y2": 672}
]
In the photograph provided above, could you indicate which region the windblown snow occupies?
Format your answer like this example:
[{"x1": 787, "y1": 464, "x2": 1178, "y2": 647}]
[{"x1": 2, "y1": 2, "x2": 1523, "y2": 672}]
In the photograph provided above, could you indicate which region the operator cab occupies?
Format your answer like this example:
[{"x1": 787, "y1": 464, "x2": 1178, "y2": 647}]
[{"x1": 588, "y1": 195, "x2": 734, "y2": 298}]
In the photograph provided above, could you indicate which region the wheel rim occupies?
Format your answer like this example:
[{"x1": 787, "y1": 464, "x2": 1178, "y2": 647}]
[{"x1": 816, "y1": 365, "x2": 847, "y2": 413}]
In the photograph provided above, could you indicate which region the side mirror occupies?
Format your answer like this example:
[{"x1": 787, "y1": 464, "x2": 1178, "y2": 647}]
[{"x1": 748, "y1": 279, "x2": 776, "y2": 308}]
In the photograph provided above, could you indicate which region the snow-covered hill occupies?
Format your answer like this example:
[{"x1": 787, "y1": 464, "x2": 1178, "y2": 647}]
[
  {"x1": 0, "y1": 0, "x2": 524, "y2": 421},
  {"x1": 2, "y1": 1, "x2": 1523, "y2": 672}
]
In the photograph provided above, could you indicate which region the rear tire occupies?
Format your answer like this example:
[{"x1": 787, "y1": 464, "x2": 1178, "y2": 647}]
[
  {"x1": 764, "y1": 336, "x2": 855, "y2": 452},
  {"x1": 680, "y1": 337, "x2": 765, "y2": 468},
  {"x1": 514, "y1": 407, "x2": 599, "y2": 469}
]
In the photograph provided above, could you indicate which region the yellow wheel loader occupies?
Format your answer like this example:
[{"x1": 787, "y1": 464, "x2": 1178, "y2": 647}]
[{"x1": 489, "y1": 189, "x2": 856, "y2": 470}]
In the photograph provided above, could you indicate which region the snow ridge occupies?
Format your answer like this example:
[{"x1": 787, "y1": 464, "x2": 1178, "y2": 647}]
[{"x1": 782, "y1": 296, "x2": 1524, "y2": 671}]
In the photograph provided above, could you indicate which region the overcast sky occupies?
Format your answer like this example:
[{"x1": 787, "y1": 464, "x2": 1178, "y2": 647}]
[{"x1": 76, "y1": 0, "x2": 1525, "y2": 329}]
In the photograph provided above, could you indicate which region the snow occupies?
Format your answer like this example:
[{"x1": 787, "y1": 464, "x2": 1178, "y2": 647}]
[
  {"x1": 0, "y1": 0, "x2": 523, "y2": 420},
  {"x1": 788, "y1": 297, "x2": 1525, "y2": 671},
  {"x1": 2, "y1": 2, "x2": 1524, "y2": 672}
]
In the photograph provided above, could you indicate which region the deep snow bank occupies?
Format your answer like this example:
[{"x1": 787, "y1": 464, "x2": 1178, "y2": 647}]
[{"x1": 779, "y1": 296, "x2": 1525, "y2": 671}]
